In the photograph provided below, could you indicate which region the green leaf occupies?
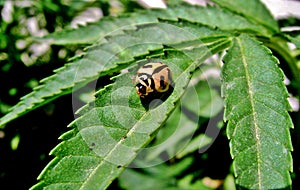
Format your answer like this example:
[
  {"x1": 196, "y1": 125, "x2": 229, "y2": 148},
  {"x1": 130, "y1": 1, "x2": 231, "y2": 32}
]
[
  {"x1": 221, "y1": 34, "x2": 293, "y2": 189},
  {"x1": 119, "y1": 168, "x2": 177, "y2": 190},
  {"x1": 0, "y1": 22, "x2": 230, "y2": 127},
  {"x1": 145, "y1": 74, "x2": 223, "y2": 160},
  {"x1": 176, "y1": 133, "x2": 213, "y2": 159},
  {"x1": 144, "y1": 105, "x2": 200, "y2": 161},
  {"x1": 211, "y1": 0, "x2": 279, "y2": 32},
  {"x1": 178, "y1": 175, "x2": 215, "y2": 190},
  {"x1": 182, "y1": 79, "x2": 223, "y2": 118},
  {"x1": 37, "y1": 12, "x2": 158, "y2": 45},
  {"x1": 31, "y1": 36, "x2": 231, "y2": 189},
  {"x1": 40, "y1": 4, "x2": 269, "y2": 45},
  {"x1": 119, "y1": 157, "x2": 193, "y2": 190},
  {"x1": 286, "y1": 34, "x2": 300, "y2": 49},
  {"x1": 11, "y1": 134, "x2": 20, "y2": 151}
]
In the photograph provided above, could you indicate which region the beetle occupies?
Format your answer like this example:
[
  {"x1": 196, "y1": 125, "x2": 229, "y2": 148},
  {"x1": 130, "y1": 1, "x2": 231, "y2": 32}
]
[{"x1": 135, "y1": 62, "x2": 172, "y2": 98}]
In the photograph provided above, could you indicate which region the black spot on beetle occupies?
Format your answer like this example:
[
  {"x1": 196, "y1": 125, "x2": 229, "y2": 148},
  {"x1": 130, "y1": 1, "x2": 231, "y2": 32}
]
[
  {"x1": 142, "y1": 64, "x2": 153, "y2": 68},
  {"x1": 160, "y1": 75, "x2": 166, "y2": 89},
  {"x1": 153, "y1": 65, "x2": 168, "y2": 74},
  {"x1": 150, "y1": 78, "x2": 155, "y2": 90},
  {"x1": 138, "y1": 73, "x2": 151, "y2": 80},
  {"x1": 136, "y1": 83, "x2": 146, "y2": 94},
  {"x1": 143, "y1": 78, "x2": 149, "y2": 86}
]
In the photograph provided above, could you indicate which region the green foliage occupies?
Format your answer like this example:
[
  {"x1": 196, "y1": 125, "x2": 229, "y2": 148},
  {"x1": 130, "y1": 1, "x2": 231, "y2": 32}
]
[
  {"x1": 0, "y1": 20, "x2": 228, "y2": 127},
  {"x1": 31, "y1": 33, "x2": 230, "y2": 190},
  {"x1": 222, "y1": 34, "x2": 293, "y2": 189},
  {"x1": 38, "y1": 3, "x2": 269, "y2": 45},
  {"x1": 211, "y1": 0, "x2": 279, "y2": 32},
  {"x1": 1, "y1": 0, "x2": 299, "y2": 190}
]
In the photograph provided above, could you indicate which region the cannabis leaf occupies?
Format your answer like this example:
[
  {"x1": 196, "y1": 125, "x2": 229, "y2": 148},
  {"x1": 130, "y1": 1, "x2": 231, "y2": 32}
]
[
  {"x1": 40, "y1": 3, "x2": 270, "y2": 45},
  {"x1": 222, "y1": 34, "x2": 293, "y2": 189},
  {"x1": 2, "y1": 1, "x2": 296, "y2": 189},
  {"x1": 1, "y1": 2, "x2": 274, "y2": 127},
  {"x1": 30, "y1": 23, "x2": 231, "y2": 188},
  {"x1": 211, "y1": 0, "x2": 279, "y2": 32},
  {"x1": 0, "y1": 22, "x2": 229, "y2": 127}
]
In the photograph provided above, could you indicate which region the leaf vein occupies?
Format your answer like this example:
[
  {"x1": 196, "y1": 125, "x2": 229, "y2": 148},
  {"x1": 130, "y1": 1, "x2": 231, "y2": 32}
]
[{"x1": 237, "y1": 37, "x2": 262, "y2": 189}]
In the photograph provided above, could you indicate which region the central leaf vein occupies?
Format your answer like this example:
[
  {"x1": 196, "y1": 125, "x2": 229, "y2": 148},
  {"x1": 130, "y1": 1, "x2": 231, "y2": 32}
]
[{"x1": 237, "y1": 38, "x2": 262, "y2": 189}]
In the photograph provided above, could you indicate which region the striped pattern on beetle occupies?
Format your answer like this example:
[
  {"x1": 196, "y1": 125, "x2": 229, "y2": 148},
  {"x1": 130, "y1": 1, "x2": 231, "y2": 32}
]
[{"x1": 135, "y1": 62, "x2": 172, "y2": 98}]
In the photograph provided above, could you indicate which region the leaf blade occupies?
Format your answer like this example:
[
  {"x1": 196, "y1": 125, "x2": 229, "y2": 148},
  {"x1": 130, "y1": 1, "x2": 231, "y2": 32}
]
[
  {"x1": 211, "y1": 0, "x2": 279, "y2": 32},
  {"x1": 1, "y1": 2, "x2": 265, "y2": 127},
  {"x1": 0, "y1": 22, "x2": 229, "y2": 127},
  {"x1": 31, "y1": 36, "x2": 231, "y2": 189},
  {"x1": 222, "y1": 34, "x2": 293, "y2": 189},
  {"x1": 30, "y1": 53, "x2": 188, "y2": 190},
  {"x1": 40, "y1": 4, "x2": 269, "y2": 45}
]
